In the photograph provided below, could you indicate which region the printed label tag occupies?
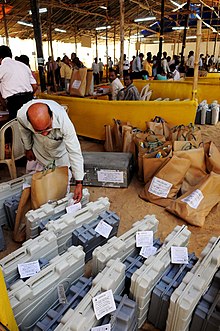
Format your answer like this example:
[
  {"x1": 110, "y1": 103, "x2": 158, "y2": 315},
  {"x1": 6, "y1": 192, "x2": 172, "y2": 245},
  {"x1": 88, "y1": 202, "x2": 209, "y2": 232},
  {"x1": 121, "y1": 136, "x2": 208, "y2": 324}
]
[
  {"x1": 181, "y1": 189, "x2": 204, "y2": 209},
  {"x1": 91, "y1": 324, "x2": 111, "y2": 331},
  {"x1": 92, "y1": 290, "x2": 116, "y2": 320},
  {"x1": 171, "y1": 246, "x2": 189, "y2": 264},
  {"x1": 95, "y1": 220, "x2": 113, "y2": 238},
  {"x1": 57, "y1": 284, "x2": 67, "y2": 304},
  {"x1": 72, "y1": 80, "x2": 81, "y2": 89},
  {"x1": 148, "y1": 176, "x2": 173, "y2": 198},
  {"x1": 18, "y1": 261, "x2": 40, "y2": 278},
  {"x1": 22, "y1": 182, "x2": 31, "y2": 190},
  {"x1": 66, "y1": 202, "x2": 82, "y2": 214},
  {"x1": 97, "y1": 170, "x2": 124, "y2": 183},
  {"x1": 140, "y1": 245, "x2": 157, "y2": 258},
  {"x1": 136, "y1": 231, "x2": 153, "y2": 247}
]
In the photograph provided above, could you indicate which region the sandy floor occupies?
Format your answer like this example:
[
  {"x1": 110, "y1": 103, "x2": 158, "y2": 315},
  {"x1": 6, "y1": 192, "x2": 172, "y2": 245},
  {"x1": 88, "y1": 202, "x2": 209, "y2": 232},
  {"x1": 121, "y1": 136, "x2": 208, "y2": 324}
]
[{"x1": 0, "y1": 124, "x2": 220, "y2": 331}]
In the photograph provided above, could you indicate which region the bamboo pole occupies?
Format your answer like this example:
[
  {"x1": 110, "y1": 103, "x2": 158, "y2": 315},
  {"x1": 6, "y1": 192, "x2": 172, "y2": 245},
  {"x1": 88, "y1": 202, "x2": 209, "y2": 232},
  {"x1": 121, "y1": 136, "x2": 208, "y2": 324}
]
[
  {"x1": 173, "y1": 40, "x2": 176, "y2": 57},
  {"x1": 159, "y1": 0, "x2": 165, "y2": 59},
  {"x1": 119, "y1": 0, "x2": 125, "y2": 78},
  {"x1": 213, "y1": 33, "x2": 218, "y2": 57},
  {"x1": 75, "y1": 26, "x2": 77, "y2": 55},
  {"x1": 114, "y1": 22, "x2": 116, "y2": 64},
  {"x1": 192, "y1": 19, "x2": 202, "y2": 101},
  {"x1": 2, "y1": 4, "x2": 9, "y2": 46},
  {"x1": 95, "y1": 30, "x2": 98, "y2": 60},
  {"x1": 181, "y1": 0, "x2": 190, "y2": 65},
  {"x1": 30, "y1": 0, "x2": 46, "y2": 92},
  {"x1": 106, "y1": 22, "x2": 108, "y2": 82},
  {"x1": 48, "y1": 6, "x2": 57, "y2": 92}
]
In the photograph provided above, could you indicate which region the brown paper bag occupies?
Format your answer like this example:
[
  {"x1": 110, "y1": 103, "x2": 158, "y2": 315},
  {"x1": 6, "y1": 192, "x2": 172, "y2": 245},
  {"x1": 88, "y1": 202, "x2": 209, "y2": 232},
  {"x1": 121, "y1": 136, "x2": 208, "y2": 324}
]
[
  {"x1": 104, "y1": 125, "x2": 114, "y2": 152},
  {"x1": 204, "y1": 141, "x2": 220, "y2": 174},
  {"x1": 31, "y1": 166, "x2": 68, "y2": 209},
  {"x1": 69, "y1": 68, "x2": 87, "y2": 97},
  {"x1": 143, "y1": 146, "x2": 172, "y2": 183},
  {"x1": 173, "y1": 148, "x2": 207, "y2": 194},
  {"x1": 146, "y1": 116, "x2": 170, "y2": 139},
  {"x1": 140, "y1": 155, "x2": 191, "y2": 207},
  {"x1": 166, "y1": 172, "x2": 220, "y2": 227},
  {"x1": 173, "y1": 141, "x2": 200, "y2": 151},
  {"x1": 122, "y1": 126, "x2": 136, "y2": 156},
  {"x1": 170, "y1": 124, "x2": 203, "y2": 145},
  {"x1": 13, "y1": 187, "x2": 31, "y2": 242},
  {"x1": 85, "y1": 69, "x2": 93, "y2": 96}
]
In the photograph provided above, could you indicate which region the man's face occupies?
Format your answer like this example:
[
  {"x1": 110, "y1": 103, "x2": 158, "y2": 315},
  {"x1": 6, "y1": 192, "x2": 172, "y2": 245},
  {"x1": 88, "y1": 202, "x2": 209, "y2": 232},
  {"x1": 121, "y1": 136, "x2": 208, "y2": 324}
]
[
  {"x1": 124, "y1": 76, "x2": 132, "y2": 87},
  {"x1": 109, "y1": 72, "x2": 116, "y2": 82}
]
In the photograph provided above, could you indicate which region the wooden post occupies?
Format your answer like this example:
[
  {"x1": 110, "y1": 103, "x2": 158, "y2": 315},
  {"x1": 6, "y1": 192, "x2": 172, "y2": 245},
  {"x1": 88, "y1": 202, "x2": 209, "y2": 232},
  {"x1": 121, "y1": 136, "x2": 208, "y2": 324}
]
[
  {"x1": 75, "y1": 26, "x2": 77, "y2": 55},
  {"x1": 213, "y1": 33, "x2": 218, "y2": 57},
  {"x1": 192, "y1": 19, "x2": 202, "y2": 100},
  {"x1": 114, "y1": 22, "x2": 116, "y2": 64},
  {"x1": 30, "y1": 0, "x2": 46, "y2": 92},
  {"x1": 173, "y1": 40, "x2": 176, "y2": 57},
  {"x1": 95, "y1": 30, "x2": 98, "y2": 60},
  {"x1": 2, "y1": 4, "x2": 9, "y2": 46},
  {"x1": 159, "y1": 0, "x2": 165, "y2": 59},
  {"x1": 181, "y1": 0, "x2": 190, "y2": 65},
  {"x1": 128, "y1": 28, "x2": 131, "y2": 60},
  {"x1": 106, "y1": 22, "x2": 108, "y2": 82},
  {"x1": 119, "y1": 0, "x2": 125, "y2": 78},
  {"x1": 48, "y1": 7, "x2": 57, "y2": 92},
  {"x1": 206, "y1": 30, "x2": 210, "y2": 55}
]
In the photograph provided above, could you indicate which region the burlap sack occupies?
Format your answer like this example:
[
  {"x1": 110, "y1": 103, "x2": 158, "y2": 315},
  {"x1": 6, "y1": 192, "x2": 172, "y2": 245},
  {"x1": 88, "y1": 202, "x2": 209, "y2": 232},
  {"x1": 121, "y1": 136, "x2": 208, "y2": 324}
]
[
  {"x1": 166, "y1": 172, "x2": 220, "y2": 227},
  {"x1": 85, "y1": 69, "x2": 93, "y2": 96},
  {"x1": 204, "y1": 141, "x2": 220, "y2": 174},
  {"x1": 31, "y1": 166, "x2": 68, "y2": 209},
  {"x1": 140, "y1": 155, "x2": 191, "y2": 207},
  {"x1": 69, "y1": 68, "x2": 87, "y2": 97},
  {"x1": 173, "y1": 148, "x2": 207, "y2": 194},
  {"x1": 143, "y1": 144, "x2": 172, "y2": 183}
]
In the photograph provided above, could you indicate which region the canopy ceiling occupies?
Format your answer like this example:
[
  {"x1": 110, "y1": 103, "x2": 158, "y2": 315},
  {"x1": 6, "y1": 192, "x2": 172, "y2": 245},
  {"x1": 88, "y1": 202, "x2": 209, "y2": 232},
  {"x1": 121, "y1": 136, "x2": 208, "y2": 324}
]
[{"x1": 0, "y1": 0, "x2": 219, "y2": 44}]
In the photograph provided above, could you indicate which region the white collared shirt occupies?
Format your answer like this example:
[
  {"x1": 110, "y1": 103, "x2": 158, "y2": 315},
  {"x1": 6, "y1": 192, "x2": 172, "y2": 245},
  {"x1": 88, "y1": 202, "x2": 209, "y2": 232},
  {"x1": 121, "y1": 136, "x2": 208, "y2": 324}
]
[
  {"x1": 0, "y1": 57, "x2": 36, "y2": 99},
  {"x1": 17, "y1": 99, "x2": 84, "y2": 180},
  {"x1": 111, "y1": 78, "x2": 124, "y2": 100}
]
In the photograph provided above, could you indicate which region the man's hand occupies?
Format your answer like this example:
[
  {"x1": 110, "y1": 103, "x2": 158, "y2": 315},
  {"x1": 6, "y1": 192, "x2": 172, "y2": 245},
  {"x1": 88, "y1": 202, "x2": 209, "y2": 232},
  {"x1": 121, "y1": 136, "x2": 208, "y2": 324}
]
[
  {"x1": 74, "y1": 183, "x2": 83, "y2": 203},
  {"x1": 26, "y1": 149, "x2": 36, "y2": 161}
]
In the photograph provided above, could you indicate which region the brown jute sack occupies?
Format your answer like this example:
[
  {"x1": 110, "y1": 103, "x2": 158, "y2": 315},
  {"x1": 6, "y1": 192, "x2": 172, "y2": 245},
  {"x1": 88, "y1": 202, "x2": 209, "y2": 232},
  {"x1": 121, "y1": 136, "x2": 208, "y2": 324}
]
[
  {"x1": 173, "y1": 148, "x2": 207, "y2": 194},
  {"x1": 31, "y1": 166, "x2": 68, "y2": 209},
  {"x1": 140, "y1": 155, "x2": 191, "y2": 207},
  {"x1": 204, "y1": 141, "x2": 220, "y2": 174},
  {"x1": 143, "y1": 145, "x2": 172, "y2": 183},
  {"x1": 69, "y1": 68, "x2": 87, "y2": 97},
  {"x1": 166, "y1": 172, "x2": 220, "y2": 227}
]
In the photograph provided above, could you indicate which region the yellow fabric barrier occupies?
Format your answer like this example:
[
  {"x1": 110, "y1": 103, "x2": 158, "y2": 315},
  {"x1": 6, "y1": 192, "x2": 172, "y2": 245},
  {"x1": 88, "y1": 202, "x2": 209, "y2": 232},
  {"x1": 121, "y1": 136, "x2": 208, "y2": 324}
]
[
  {"x1": 0, "y1": 268, "x2": 18, "y2": 331},
  {"x1": 133, "y1": 79, "x2": 220, "y2": 103},
  {"x1": 39, "y1": 93, "x2": 197, "y2": 140},
  {"x1": 206, "y1": 72, "x2": 220, "y2": 78}
]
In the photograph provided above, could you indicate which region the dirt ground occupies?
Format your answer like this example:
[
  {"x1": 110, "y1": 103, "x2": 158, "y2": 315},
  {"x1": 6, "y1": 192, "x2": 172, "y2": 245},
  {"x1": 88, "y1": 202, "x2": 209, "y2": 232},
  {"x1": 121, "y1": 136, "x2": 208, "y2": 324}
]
[{"x1": 0, "y1": 123, "x2": 220, "y2": 331}]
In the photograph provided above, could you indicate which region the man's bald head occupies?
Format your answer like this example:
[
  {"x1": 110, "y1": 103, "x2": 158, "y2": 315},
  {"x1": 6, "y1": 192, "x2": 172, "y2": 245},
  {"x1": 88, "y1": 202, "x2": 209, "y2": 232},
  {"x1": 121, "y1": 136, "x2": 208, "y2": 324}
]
[{"x1": 27, "y1": 103, "x2": 52, "y2": 132}]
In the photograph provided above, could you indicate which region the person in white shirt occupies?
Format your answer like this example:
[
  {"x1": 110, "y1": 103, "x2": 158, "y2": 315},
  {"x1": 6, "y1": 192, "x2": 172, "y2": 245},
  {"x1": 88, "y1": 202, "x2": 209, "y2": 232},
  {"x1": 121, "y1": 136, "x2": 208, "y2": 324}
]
[
  {"x1": 98, "y1": 58, "x2": 104, "y2": 82},
  {"x1": 169, "y1": 64, "x2": 180, "y2": 80},
  {"x1": 0, "y1": 45, "x2": 37, "y2": 120},
  {"x1": 109, "y1": 69, "x2": 123, "y2": 100},
  {"x1": 92, "y1": 57, "x2": 100, "y2": 85},
  {"x1": 186, "y1": 51, "x2": 194, "y2": 77},
  {"x1": 161, "y1": 52, "x2": 170, "y2": 75},
  {"x1": 132, "y1": 53, "x2": 144, "y2": 72},
  {"x1": 17, "y1": 99, "x2": 84, "y2": 202},
  {"x1": 123, "y1": 54, "x2": 130, "y2": 76}
]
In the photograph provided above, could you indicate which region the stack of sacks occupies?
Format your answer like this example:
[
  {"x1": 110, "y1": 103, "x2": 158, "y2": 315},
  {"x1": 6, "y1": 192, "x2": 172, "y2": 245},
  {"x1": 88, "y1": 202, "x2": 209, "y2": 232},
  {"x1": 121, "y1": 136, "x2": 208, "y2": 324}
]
[{"x1": 140, "y1": 137, "x2": 220, "y2": 227}]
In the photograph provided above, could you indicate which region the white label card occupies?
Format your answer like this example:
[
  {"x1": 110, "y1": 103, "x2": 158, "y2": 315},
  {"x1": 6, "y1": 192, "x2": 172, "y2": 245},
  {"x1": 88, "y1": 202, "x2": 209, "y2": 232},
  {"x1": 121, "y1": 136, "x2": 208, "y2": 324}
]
[
  {"x1": 92, "y1": 290, "x2": 116, "y2": 320},
  {"x1": 95, "y1": 220, "x2": 113, "y2": 239},
  {"x1": 22, "y1": 182, "x2": 31, "y2": 190},
  {"x1": 66, "y1": 202, "x2": 82, "y2": 214},
  {"x1": 171, "y1": 246, "x2": 189, "y2": 264},
  {"x1": 72, "y1": 80, "x2": 81, "y2": 89},
  {"x1": 140, "y1": 245, "x2": 157, "y2": 258},
  {"x1": 181, "y1": 189, "x2": 204, "y2": 209},
  {"x1": 18, "y1": 260, "x2": 40, "y2": 278},
  {"x1": 97, "y1": 170, "x2": 124, "y2": 183},
  {"x1": 136, "y1": 231, "x2": 153, "y2": 247},
  {"x1": 148, "y1": 177, "x2": 173, "y2": 198},
  {"x1": 57, "y1": 284, "x2": 67, "y2": 304},
  {"x1": 91, "y1": 325, "x2": 111, "y2": 331}
]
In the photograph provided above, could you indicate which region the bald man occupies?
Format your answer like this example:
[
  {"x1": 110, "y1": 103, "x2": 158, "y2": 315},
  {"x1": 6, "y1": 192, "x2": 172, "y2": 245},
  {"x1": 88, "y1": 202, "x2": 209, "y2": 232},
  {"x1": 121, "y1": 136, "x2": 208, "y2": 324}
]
[{"x1": 17, "y1": 99, "x2": 84, "y2": 202}]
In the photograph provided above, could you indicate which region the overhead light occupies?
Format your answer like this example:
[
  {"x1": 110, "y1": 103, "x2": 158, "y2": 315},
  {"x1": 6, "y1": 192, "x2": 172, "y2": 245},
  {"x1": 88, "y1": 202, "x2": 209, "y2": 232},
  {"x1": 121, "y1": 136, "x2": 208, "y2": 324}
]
[
  {"x1": 95, "y1": 25, "x2": 111, "y2": 31},
  {"x1": 28, "y1": 8, "x2": 47, "y2": 14},
  {"x1": 99, "y1": 6, "x2": 107, "y2": 10},
  {"x1": 170, "y1": 0, "x2": 187, "y2": 12},
  {"x1": 172, "y1": 26, "x2": 189, "y2": 30},
  {"x1": 134, "y1": 17, "x2": 156, "y2": 22},
  {"x1": 153, "y1": 40, "x2": 164, "y2": 43},
  {"x1": 54, "y1": 28, "x2": 66, "y2": 33},
  {"x1": 130, "y1": 34, "x2": 145, "y2": 39},
  {"x1": 149, "y1": 21, "x2": 158, "y2": 27},
  {"x1": 17, "y1": 20, "x2": 33, "y2": 27},
  {"x1": 186, "y1": 36, "x2": 197, "y2": 39}
]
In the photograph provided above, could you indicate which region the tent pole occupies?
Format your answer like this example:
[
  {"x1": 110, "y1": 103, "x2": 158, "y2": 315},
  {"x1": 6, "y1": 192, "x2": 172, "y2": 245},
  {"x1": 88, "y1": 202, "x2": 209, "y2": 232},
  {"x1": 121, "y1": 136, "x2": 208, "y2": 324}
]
[
  {"x1": 119, "y1": 0, "x2": 125, "y2": 78},
  {"x1": 2, "y1": 4, "x2": 9, "y2": 46},
  {"x1": 159, "y1": 0, "x2": 165, "y2": 59},
  {"x1": 192, "y1": 19, "x2": 202, "y2": 100},
  {"x1": 181, "y1": 0, "x2": 190, "y2": 65}
]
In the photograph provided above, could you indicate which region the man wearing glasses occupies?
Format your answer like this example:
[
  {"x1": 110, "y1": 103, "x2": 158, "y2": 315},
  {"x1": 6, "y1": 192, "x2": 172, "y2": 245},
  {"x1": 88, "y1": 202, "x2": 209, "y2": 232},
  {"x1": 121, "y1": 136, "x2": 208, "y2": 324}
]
[{"x1": 17, "y1": 100, "x2": 84, "y2": 202}]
